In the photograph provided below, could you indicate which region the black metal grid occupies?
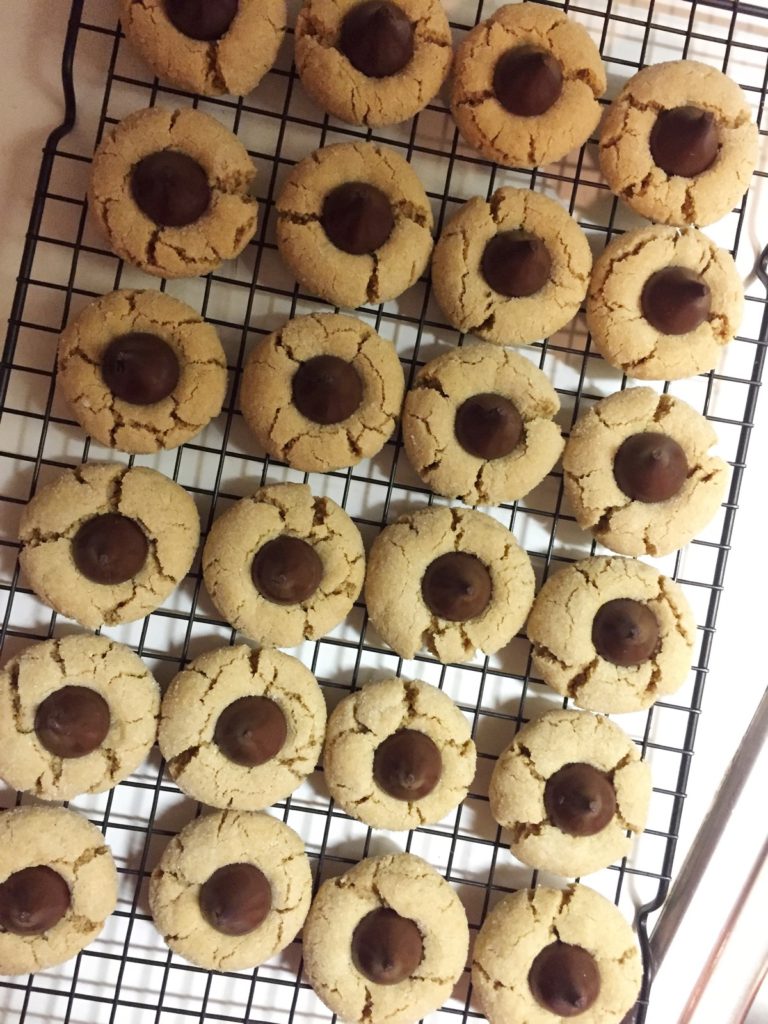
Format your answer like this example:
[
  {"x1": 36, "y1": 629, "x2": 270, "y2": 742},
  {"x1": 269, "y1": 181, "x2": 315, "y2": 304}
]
[{"x1": 0, "y1": 0, "x2": 767, "y2": 1022}]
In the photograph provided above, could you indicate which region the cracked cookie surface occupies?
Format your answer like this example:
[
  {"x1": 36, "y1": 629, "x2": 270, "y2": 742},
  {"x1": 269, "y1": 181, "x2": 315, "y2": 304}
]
[
  {"x1": 562, "y1": 387, "x2": 728, "y2": 557},
  {"x1": 19, "y1": 462, "x2": 200, "y2": 629},
  {"x1": 294, "y1": 0, "x2": 452, "y2": 127},
  {"x1": 159, "y1": 644, "x2": 326, "y2": 810},
  {"x1": 599, "y1": 60, "x2": 759, "y2": 226},
  {"x1": 0, "y1": 635, "x2": 159, "y2": 802},
  {"x1": 526, "y1": 556, "x2": 695, "y2": 713},
  {"x1": 89, "y1": 106, "x2": 258, "y2": 278},
  {"x1": 202, "y1": 483, "x2": 365, "y2": 648},
  {"x1": 275, "y1": 141, "x2": 434, "y2": 308},
  {"x1": 471, "y1": 884, "x2": 641, "y2": 1024},
  {"x1": 402, "y1": 342, "x2": 563, "y2": 505},
  {"x1": 303, "y1": 853, "x2": 468, "y2": 1024},
  {"x1": 490, "y1": 709, "x2": 651, "y2": 876},
  {"x1": 323, "y1": 677, "x2": 475, "y2": 830},
  {"x1": 586, "y1": 225, "x2": 744, "y2": 381},
  {"x1": 57, "y1": 289, "x2": 227, "y2": 453},
  {"x1": 149, "y1": 809, "x2": 312, "y2": 971},
  {"x1": 120, "y1": 0, "x2": 286, "y2": 97},
  {"x1": 241, "y1": 313, "x2": 404, "y2": 473},
  {"x1": 0, "y1": 806, "x2": 118, "y2": 976},
  {"x1": 451, "y1": 3, "x2": 606, "y2": 169},
  {"x1": 431, "y1": 187, "x2": 592, "y2": 346},
  {"x1": 364, "y1": 505, "x2": 535, "y2": 664}
]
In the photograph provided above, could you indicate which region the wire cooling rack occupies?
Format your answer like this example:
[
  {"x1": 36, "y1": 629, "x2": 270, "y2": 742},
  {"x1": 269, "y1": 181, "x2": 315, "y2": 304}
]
[{"x1": 1, "y1": 1, "x2": 767, "y2": 1022}]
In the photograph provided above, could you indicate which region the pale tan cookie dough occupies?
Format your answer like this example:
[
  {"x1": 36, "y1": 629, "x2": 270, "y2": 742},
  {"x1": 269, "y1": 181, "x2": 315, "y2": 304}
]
[
  {"x1": 241, "y1": 312, "x2": 404, "y2": 473},
  {"x1": 159, "y1": 644, "x2": 326, "y2": 810},
  {"x1": 202, "y1": 483, "x2": 365, "y2": 647},
  {"x1": 303, "y1": 853, "x2": 469, "y2": 1024},
  {"x1": 89, "y1": 107, "x2": 258, "y2": 278},
  {"x1": 586, "y1": 226, "x2": 744, "y2": 381},
  {"x1": 275, "y1": 142, "x2": 434, "y2": 309},
  {"x1": 526, "y1": 556, "x2": 695, "y2": 713},
  {"x1": 563, "y1": 387, "x2": 728, "y2": 556},
  {"x1": 294, "y1": 0, "x2": 452, "y2": 127},
  {"x1": 0, "y1": 806, "x2": 118, "y2": 976},
  {"x1": 19, "y1": 462, "x2": 200, "y2": 629},
  {"x1": 431, "y1": 188, "x2": 592, "y2": 346},
  {"x1": 451, "y1": 3, "x2": 606, "y2": 169},
  {"x1": 490, "y1": 709, "x2": 651, "y2": 876},
  {"x1": 149, "y1": 809, "x2": 312, "y2": 971},
  {"x1": 402, "y1": 342, "x2": 563, "y2": 505},
  {"x1": 324, "y1": 677, "x2": 475, "y2": 830},
  {"x1": 472, "y1": 884, "x2": 642, "y2": 1024},
  {"x1": 364, "y1": 505, "x2": 535, "y2": 664},
  {"x1": 600, "y1": 61, "x2": 759, "y2": 226},
  {"x1": 0, "y1": 635, "x2": 159, "y2": 802},
  {"x1": 120, "y1": 0, "x2": 286, "y2": 97},
  {"x1": 57, "y1": 289, "x2": 228, "y2": 453}
]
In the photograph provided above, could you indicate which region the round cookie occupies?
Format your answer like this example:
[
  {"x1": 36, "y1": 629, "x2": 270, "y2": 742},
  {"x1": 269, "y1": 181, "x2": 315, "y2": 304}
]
[
  {"x1": 402, "y1": 342, "x2": 563, "y2": 505},
  {"x1": 159, "y1": 644, "x2": 326, "y2": 810},
  {"x1": 586, "y1": 226, "x2": 744, "y2": 381},
  {"x1": 57, "y1": 289, "x2": 228, "y2": 453},
  {"x1": 294, "y1": 0, "x2": 452, "y2": 127},
  {"x1": 451, "y1": 3, "x2": 606, "y2": 169},
  {"x1": 120, "y1": 0, "x2": 286, "y2": 97},
  {"x1": 323, "y1": 677, "x2": 475, "y2": 830},
  {"x1": 202, "y1": 482, "x2": 365, "y2": 647},
  {"x1": 275, "y1": 141, "x2": 434, "y2": 308},
  {"x1": 471, "y1": 884, "x2": 641, "y2": 1024},
  {"x1": 0, "y1": 635, "x2": 159, "y2": 802},
  {"x1": 89, "y1": 106, "x2": 258, "y2": 279},
  {"x1": 0, "y1": 806, "x2": 118, "y2": 976},
  {"x1": 303, "y1": 853, "x2": 468, "y2": 1024},
  {"x1": 241, "y1": 312, "x2": 404, "y2": 473},
  {"x1": 562, "y1": 387, "x2": 729, "y2": 556},
  {"x1": 600, "y1": 60, "x2": 759, "y2": 227},
  {"x1": 365, "y1": 505, "x2": 535, "y2": 663},
  {"x1": 526, "y1": 555, "x2": 696, "y2": 713},
  {"x1": 19, "y1": 462, "x2": 200, "y2": 629},
  {"x1": 149, "y1": 809, "x2": 312, "y2": 971},
  {"x1": 489, "y1": 709, "x2": 652, "y2": 876},
  {"x1": 431, "y1": 187, "x2": 592, "y2": 346}
]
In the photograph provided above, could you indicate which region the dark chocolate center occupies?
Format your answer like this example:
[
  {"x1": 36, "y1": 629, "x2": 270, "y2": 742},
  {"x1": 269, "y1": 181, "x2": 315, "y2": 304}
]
[
  {"x1": 131, "y1": 150, "x2": 211, "y2": 228},
  {"x1": 421, "y1": 552, "x2": 492, "y2": 622},
  {"x1": 454, "y1": 393, "x2": 524, "y2": 460},
  {"x1": 34, "y1": 686, "x2": 111, "y2": 759},
  {"x1": 292, "y1": 355, "x2": 363, "y2": 425},
  {"x1": 613, "y1": 432, "x2": 688, "y2": 503},
  {"x1": 213, "y1": 695, "x2": 287, "y2": 767},
  {"x1": 251, "y1": 535, "x2": 323, "y2": 605},
  {"x1": 72, "y1": 513, "x2": 149, "y2": 585},
  {"x1": 0, "y1": 866, "x2": 71, "y2": 936},
  {"x1": 198, "y1": 863, "x2": 271, "y2": 937},
  {"x1": 592, "y1": 598, "x2": 660, "y2": 667},
  {"x1": 481, "y1": 230, "x2": 552, "y2": 298},
  {"x1": 373, "y1": 729, "x2": 442, "y2": 801},
  {"x1": 351, "y1": 907, "x2": 423, "y2": 985},
  {"x1": 640, "y1": 267, "x2": 711, "y2": 335},
  {"x1": 528, "y1": 941, "x2": 601, "y2": 1017},
  {"x1": 493, "y1": 46, "x2": 564, "y2": 118},
  {"x1": 101, "y1": 332, "x2": 180, "y2": 405},
  {"x1": 339, "y1": 1, "x2": 415, "y2": 79},
  {"x1": 164, "y1": 0, "x2": 238, "y2": 41},
  {"x1": 321, "y1": 182, "x2": 395, "y2": 255},
  {"x1": 544, "y1": 762, "x2": 617, "y2": 837},
  {"x1": 650, "y1": 105, "x2": 719, "y2": 178}
]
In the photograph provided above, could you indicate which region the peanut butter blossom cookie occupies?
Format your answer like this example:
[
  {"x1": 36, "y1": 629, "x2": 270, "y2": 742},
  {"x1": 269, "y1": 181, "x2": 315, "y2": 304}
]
[
  {"x1": 490, "y1": 709, "x2": 651, "y2": 877},
  {"x1": 563, "y1": 387, "x2": 728, "y2": 557},
  {"x1": 303, "y1": 853, "x2": 469, "y2": 1024},
  {"x1": 527, "y1": 556, "x2": 695, "y2": 713},
  {"x1": 241, "y1": 312, "x2": 404, "y2": 473},
  {"x1": 202, "y1": 483, "x2": 365, "y2": 647},
  {"x1": 323, "y1": 677, "x2": 475, "y2": 830},
  {"x1": 149, "y1": 810, "x2": 312, "y2": 971},
  {"x1": 472, "y1": 884, "x2": 642, "y2": 1024},
  {"x1": 403, "y1": 342, "x2": 563, "y2": 505},
  {"x1": 365, "y1": 505, "x2": 535, "y2": 663},
  {"x1": 19, "y1": 462, "x2": 199, "y2": 628},
  {"x1": 89, "y1": 106, "x2": 258, "y2": 278},
  {"x1": 275, "y1": 141, "x2": 434, "y2": 308},
  {"x1": 431, "y1": 187, "x2": 592, "y2": 346},
  {"x1": 600, "y1": 61, "x2": 759, "y2": 226},
  {"x1": 158, "y1": 644, "x2": 326, "y2": 810},
  {"x1": 295, "y1": 0, "x2": 452, "y2": 127},
  {"x1": 57, "y1": 289, "x2": 227, "y2": 452},
  {"x1": 0, "y1": 806, "x2": 117, "y2": 976},
  {"x1": 0, "y1": 635, "x2": 159, "y2": 802},
  {"x1": 120, "y1": 0, "x2": 286, "y2": 97},
  {"x1": 452, "y1": 3, "x2": 606, "y2": 169}
]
